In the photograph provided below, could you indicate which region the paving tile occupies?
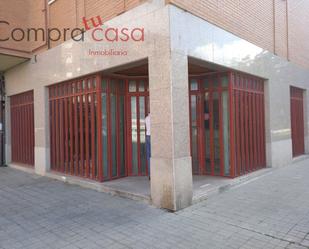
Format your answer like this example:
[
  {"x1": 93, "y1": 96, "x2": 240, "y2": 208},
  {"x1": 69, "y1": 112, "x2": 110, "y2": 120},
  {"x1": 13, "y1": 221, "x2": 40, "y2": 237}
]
[{"x1": 1, "y1": 159, "x2": 309, "y2": 249}]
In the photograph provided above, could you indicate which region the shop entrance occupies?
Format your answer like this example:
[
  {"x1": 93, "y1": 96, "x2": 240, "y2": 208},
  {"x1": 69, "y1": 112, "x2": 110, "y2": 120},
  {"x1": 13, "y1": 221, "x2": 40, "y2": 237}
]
[
  {"x1": 49, "y1": 74, "x2": 149, "y2": 182},
  {"x1": 126, "y1": 79, "x2": 149, "y2": 176},
  {"x1": 100, "y1": 77, "x2": 149, "y2": 179},
  {"x1": 189, "y1": 73, "x2": 230, "y2": 176}
]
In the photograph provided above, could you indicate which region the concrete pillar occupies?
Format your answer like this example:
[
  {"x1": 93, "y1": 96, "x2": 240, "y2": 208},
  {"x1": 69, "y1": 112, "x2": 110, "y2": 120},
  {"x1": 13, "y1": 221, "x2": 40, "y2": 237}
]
[
  {"x1": 5, "y1": 96, "x2": 11, "y2": 165},
  {"x1": 34, "y1": 86, "x2": 50, "y2": 175},
  {"x1": 149, "y1": 49, "x2": 193, "y2": 211}
]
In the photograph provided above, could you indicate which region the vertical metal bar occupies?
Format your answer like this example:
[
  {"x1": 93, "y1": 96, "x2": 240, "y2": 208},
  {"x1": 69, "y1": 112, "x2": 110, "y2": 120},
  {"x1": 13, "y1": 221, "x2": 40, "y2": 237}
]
[
  {"x1": 116, "y1": 80, "x2": 121, "y2": 178},
  {"x1": 261, "y1": 81, "x2": 266, "y2": 167},
  {"x1": 219, "y1": 76, "x2": 224, "y2": 177},
  {"x1": 85, "y1": 84, "x2": 90, "y2": 178},
  {"x1": 53, "y1": 93, "x2": 56, "y2": 169},
  {"x1": 74, "y1": 84, "x2": 79, "y2": 175},
  {"x1": 209, "y1": 81, "x2": 214, "y2": 176},
  {"x1": 96, "y1": 74, "x2": 103, "y2": 181},
  {"x1": 91, "y1": 91, "x2": 96, "y2": 179},
  {"x1": 55, "y1": 87, "x2": 60, "y2": 171},
  {"x1": 64, "y1": 93, "x2": 69, "y2": 173},
  {"x1": 27, "y1": 99, "x2": 30, "y2": 165},
  {"x1": 49, "y1": 94, "x2": 53, "y2": 169},
  {"x1": 261, "y1": 82, "x2": 265, "y2": 167},
  {"x1": 259, "y1": 83, "x2": 263, "y2": 167},
  {"x1": 127, "y1": 82, "x2": 132, "y2": 176},
  {"x1": 248, "y1": 78, "x2": 253, "y2": 172},
  {"x1": 25, "y1": 103, "x2": 29, "y2": 164},
  {"x1": 69, "y1": 92, "x2": 74, "y2": 175},
  {"x1": 107, "y1": 79, "x2": 112, "y2": 180},
  {"x1": 124, "y1": 79, "x2": 130, "y2": 176},
  {"x1": 244, "y1": 78, "x2": 249, "y2": 173},
  {"x1": 256, "y1": 89, "x2": 261, "y2": 168},
  {"x1": 252, "y1": 80, "x2": 257, "y2": 171},
  {"x1": 145, "y1": 90, "x2": 149, "y2": 176},
  {"x1": 31, "y1": 95, "x2": 34, "y2": 165},
  {"x1": 79, "y1": 81, "x2": 84, "y2": 177},
  {"x1": 20, "y1": 104, "x2": 23, "y2": 164},
  {"x1": 228, "y1": 72, "x2": 236, "y2": 178},
  {"x1": 239, "y1": 75, "x2": 245, "y2": 175},
  {"x1": 234, "y1": 77, "x2": 241, "y2": 177},
  {"x1": 189, "y1": 81, "x2": 193, "y2": 173},
  {"x1": 136, "y1": 81, "x2": 141, "y2": 176},
  {"x1": 199, "y1": 78, "x2": 206, "y2": 175},
  {"x1": 60, "y1": 90, "x2": 65, "y2": 172}
]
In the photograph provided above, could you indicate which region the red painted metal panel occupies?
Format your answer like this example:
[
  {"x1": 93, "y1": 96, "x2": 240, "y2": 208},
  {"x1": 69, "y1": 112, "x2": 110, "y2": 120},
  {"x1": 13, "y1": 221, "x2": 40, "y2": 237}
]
[
  {"x1": 64, "y1": 94, "x2": 70, "y2": 173},
  {"x1": 228, "y1": 72, "x2": 235, "y2": 178},
  {"x1": 199, "y1": 78, "x2": 206, "y2": 175},
  {"x1": 11, "y1": 90, "x2": 35, "y2": 166},
  {"x1": 290, "y1": 86, "x2": 305, "y2": 157},
  {"x1": 74, "y1": 90, "x2": 79, "y2": 176},
  {"x1": 189, "y1": 72, "x2": 266, "y2": 178},
  {"x1": 219, "y1": 79, "x2": 224, "y2": 177},
  {"x1": 85, "y1": 89, "x2": 90, "y2": 178},
  {"x1": 59, "y1": 96, "x2": 65, "y2": 172},
  {"x1": 90, "y1": 92, "x2": 96, "y2": 179},
  {"x1": 209, "y1": 88, "x2": 215, "y2": 175},
  {"x1": 49, "y1": 75, "x2": 99, "y2": 180},
  {"x1": 69, "y1": 94, "x2": 74, "y2": 175},
  {"x1": 79, "y1": 82, "x2": 84, "y2": 177},
  {"x1": 96, "y1": 75, "x2": 103, "y2": 181},
  {"x1": 49, "y1": 74, "x2": 151, "y2": 182},
  {"x1": 234, "y1": 79, "x2": 241, "y2": 176}
]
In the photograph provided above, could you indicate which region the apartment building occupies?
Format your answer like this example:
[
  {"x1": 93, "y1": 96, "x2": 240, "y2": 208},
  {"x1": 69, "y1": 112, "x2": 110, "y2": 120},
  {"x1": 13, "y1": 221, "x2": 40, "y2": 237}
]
[{"x1": 0, "y1": 0, "x2": 308, "y2": 211}]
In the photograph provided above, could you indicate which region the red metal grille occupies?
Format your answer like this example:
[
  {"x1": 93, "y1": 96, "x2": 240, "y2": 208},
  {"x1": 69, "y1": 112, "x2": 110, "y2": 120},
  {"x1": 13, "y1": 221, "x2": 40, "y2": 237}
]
[
  {"x1": 101, "y1": 77, "x2": 127, "y2": 180},
  {"x1": 49, "y1": 75, "x2": 102, "y2": 180},
  {"x1": 11, "y1": 91, "x2": 35, "y2": 166},
  {"x1": 290, "y1": 86, "x2": 305, "y2": 157},
  {"x1": 189, "y1": 72, "x2": 266, "y2": 177},
  {"x1": 49, "y1": 75, "x2": 149, "y2": 182},
  {"x1": 232, "y1": 72, "x2": 266, "y2": 177},
  {"x1": 189, "y1": 73, "x2": 230, "y2": 176}
]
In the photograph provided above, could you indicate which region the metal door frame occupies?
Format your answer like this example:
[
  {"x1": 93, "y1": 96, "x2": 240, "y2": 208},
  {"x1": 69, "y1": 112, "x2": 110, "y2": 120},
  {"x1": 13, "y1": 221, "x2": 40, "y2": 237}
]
[
  {"x1": 125, "y1": 77, "x2": 149, "y2": 176},
  {"x1": 290, "y1": 86, "x2": 305, "y2": 157}
]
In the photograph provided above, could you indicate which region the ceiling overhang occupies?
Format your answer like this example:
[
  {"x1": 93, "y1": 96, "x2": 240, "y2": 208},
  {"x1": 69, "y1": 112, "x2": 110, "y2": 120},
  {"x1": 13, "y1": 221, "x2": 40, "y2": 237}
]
[{"x1": 0, "y1": 48, "x2": 31, "y2": 72}]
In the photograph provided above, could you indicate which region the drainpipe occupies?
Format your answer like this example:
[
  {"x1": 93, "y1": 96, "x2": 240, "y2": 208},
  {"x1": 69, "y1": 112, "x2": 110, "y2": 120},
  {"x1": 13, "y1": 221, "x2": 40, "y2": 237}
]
[{"x1": 0, "y1": 73, "x2": 5, "y2": 167}]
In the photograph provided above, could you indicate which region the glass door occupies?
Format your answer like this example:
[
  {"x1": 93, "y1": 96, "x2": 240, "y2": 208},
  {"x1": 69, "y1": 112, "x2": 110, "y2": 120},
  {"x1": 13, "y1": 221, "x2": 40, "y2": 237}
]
[{"x1": 189, "y1": 74, "x2": 230, "y2": 177}]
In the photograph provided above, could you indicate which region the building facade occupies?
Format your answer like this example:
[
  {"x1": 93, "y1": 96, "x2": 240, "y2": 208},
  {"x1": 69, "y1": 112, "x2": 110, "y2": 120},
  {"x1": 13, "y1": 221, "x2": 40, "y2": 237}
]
[{"x1": 1, "y1": 0, "x2": 308, "y2": 211}]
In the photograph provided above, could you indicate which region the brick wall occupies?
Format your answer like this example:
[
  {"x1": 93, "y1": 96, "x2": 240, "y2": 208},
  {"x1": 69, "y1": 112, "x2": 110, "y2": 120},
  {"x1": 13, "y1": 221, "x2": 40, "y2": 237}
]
[
  {"x1": 0, "y1": 0, "x2": 30, "y2": 52},
  {"x1": 288, "y1": 1, "x2": 309, "y2": 69},
  {"x1": 48, "y1": 0, "x2": 144, "y2": 48},
  {"x1": 0, "y1": 0, "x2": 144, "y2": 52},
  {"x1": 29, "y1": 0, "x2": 47, "y2": 52},
  {"x1": 167, "y1": 0, "x2": 309, "y2": 69},
  {"x1": 274, "y1": 0, "x2": 288, "y2": 58},
  {"x1": 1, "y1": 0, "x2": 309, "y2": 69}
]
